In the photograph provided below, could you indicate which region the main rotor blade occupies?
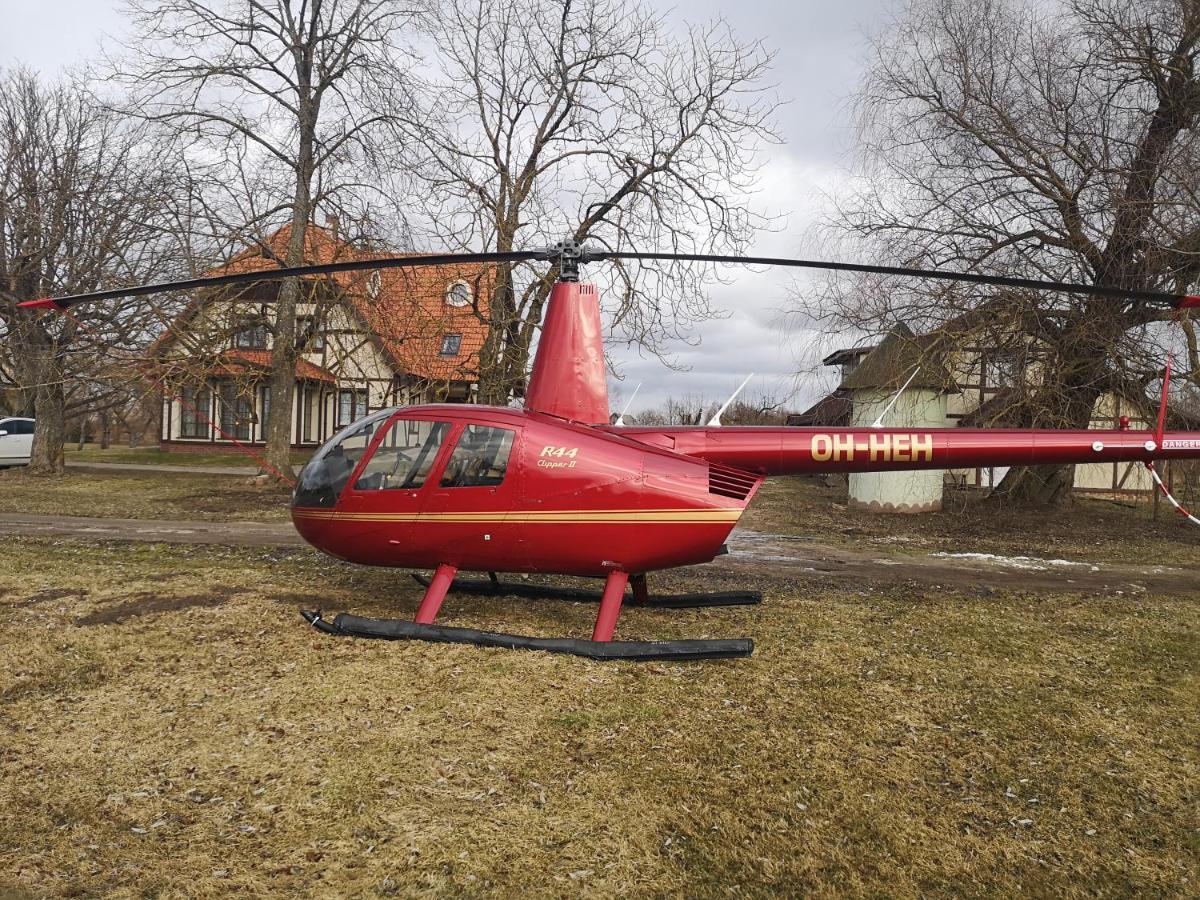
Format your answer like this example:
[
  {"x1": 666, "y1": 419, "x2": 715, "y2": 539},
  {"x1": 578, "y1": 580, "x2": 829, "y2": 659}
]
[
  {"x1": 601, "y1": 251, "x2": 1200, "y2": 308},
  {"x1": 20, "y1": 242, "x2": 1200, "y2": 311},
  {"x1": 18, "y1": 250, "x2": 541, "y2": 310}
]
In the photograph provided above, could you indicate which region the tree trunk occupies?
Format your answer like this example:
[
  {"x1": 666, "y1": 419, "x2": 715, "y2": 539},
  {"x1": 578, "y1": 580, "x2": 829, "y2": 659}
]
[
  {"x1": 988, "y1": 352, "x2": 1105, "y2": 506},
  {"x1": 476, "y1": 259, "x2": 515, "y2": 405},
  {"x1": 262, "y1": 150, "x2": 314, "y2": 480},
  {"x1": 27, "y1": 365, "x2": 66, "y2": 475},
  {"x1": 989, "y1": 463, "x2": 1077, "y2": 507}
]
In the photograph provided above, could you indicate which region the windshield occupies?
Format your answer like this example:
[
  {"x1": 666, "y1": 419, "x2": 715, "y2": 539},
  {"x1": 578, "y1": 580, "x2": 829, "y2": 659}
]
[{"x1": 292, "y1": 409, "x2": 395, "y2": 508}]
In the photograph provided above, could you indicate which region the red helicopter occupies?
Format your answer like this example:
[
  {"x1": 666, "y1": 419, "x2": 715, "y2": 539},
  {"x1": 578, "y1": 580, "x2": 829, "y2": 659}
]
[{"x1": 22, "y1": 241, "x2": 1200, "y2": 660}]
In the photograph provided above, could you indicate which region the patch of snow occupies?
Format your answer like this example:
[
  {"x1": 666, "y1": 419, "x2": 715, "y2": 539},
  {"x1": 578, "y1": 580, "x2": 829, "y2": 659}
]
[{"x1": 930, "y1": 552, "x2": 1101, "y2": 573}]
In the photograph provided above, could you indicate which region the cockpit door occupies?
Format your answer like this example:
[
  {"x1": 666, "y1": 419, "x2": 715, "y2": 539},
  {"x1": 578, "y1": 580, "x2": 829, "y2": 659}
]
[
  {"x1": 422, "y1": 420, "x2": 527, "y2": 570},
  {"x1": 334, "y1": 416, "x2": 455, "y2": 566}
]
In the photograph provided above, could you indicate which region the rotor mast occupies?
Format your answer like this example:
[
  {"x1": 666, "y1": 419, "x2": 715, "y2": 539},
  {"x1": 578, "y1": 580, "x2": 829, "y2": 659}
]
[{"x1": 523, "y1": 240, "x2": 611, "y2": 424}]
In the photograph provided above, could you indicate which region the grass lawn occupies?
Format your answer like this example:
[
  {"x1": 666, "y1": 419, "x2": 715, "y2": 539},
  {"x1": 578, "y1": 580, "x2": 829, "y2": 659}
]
[
  {"x1": 741, "y1": 475, "x2": 1200, "y2": 567},
  {"x1": 0, "y1": 468, "x2": 291, "y2": 522},
  {"x1": 0, "y1": 538, "x2": 1196, "y2": 896},
  {"x1": 64, "y1": 443, "x2": 314, "y2": 469}
]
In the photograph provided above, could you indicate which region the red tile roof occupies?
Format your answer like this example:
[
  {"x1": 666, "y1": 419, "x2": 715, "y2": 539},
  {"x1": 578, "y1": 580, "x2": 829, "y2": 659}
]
[
  {"x1": 152, "y1": 223, "x2": 492, "y2": 383},
  {"x1": 212, "y1": 349, "x2": 336, "y2": 384}
]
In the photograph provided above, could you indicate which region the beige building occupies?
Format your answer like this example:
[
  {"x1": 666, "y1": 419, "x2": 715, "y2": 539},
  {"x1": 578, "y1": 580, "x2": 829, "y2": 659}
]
[
  {"x1": 793, "y1": 325, "x2": 1159, "y2": 504},
  {"x1": 151, "y1": 222, "x2": 491, "y2": 451},
  {"x1": 839, "y1": 326, "x2": 957, "y2": 513}
]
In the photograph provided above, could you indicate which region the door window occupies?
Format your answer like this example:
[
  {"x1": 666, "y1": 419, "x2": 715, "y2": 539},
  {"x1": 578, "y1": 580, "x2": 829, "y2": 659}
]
[
  {"x1": 353, "y1": 419, "x2": 451, "y2": 491},
  {"x1": 439, "y1": 425, "x2": 515, "y2": 487},
  {"x1": 218, "y1": 383, "x2": 253, "y2": 441}
]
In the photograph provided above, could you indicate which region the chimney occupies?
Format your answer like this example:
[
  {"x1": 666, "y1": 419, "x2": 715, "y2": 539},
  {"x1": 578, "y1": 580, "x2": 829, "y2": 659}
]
[{"x1": 325, "y1": 214, "x2": 340, "y2": 242}]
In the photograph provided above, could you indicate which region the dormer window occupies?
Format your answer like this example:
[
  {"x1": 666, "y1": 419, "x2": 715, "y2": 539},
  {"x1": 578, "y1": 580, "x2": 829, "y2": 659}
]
[
  {"x1": 234, "y1": 316, "x2": 268, "y2": 349},
  {"x1": 440, "y1": 333, "x2": 462, "y2": 356},
  {"x1": 446, "y1": 281, "x2": 471, "y2": 307}
]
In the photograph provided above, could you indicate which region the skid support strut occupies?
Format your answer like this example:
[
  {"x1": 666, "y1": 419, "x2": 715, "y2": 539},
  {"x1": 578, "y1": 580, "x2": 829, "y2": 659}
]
[
  {"x1": 414, "y1": 563, "x2": 457, "y2": 624},
  {"x1": 631, "y1": 573, "x2": 650, "y2": 606},
  {"x1": 410, "y1": 572, "x2": 761, "y2": 608},
  {"x1": 592, "y1": 570, "x2": 629, "y2": 642}
]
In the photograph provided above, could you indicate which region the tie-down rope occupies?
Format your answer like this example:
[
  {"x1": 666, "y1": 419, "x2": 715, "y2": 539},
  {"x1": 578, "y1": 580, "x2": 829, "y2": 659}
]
[{"x1": 1145, "y1": 461, "x2": 1200, "y2": 526}]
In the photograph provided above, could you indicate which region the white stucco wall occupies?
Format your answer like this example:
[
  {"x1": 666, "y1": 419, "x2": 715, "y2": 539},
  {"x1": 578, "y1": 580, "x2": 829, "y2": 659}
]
[{"x1": 848, "y1": 388, "x2": 948, "y2": 513}]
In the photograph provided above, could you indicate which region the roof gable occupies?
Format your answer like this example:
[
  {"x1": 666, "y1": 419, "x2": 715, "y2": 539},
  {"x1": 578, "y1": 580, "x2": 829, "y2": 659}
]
[
  {"x1": 839, "y1": 323, "x2": 959, "y2": 393},
  {"x1": 152, "y1": 223, "x2": 492, "y2": 382}
]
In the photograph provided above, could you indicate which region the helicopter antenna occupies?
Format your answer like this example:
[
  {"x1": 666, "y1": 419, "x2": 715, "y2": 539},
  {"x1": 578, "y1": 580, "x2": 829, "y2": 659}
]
[
  {"x1": 614, "y1": 383, "x2": 641, "y2": 427},
  {"x1": 708, "y1": 373, "x2": 755, "y2": 427},
  {"x1": 870, "y1": 366, "x2": 921, "y2": 429}
]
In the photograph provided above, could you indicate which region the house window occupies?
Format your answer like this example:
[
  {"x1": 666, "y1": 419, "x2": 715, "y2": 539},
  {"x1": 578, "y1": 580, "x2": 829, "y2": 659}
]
[
  {"x1": 218, "y1": 383, "x2": 253, "y2": 441},
  {"x1": 368, "y1": 270, "x2": 382, "y2": 299},
  {"x1": 337, "y1": 388, "x2": 369, "y2": 427},
  {"x1": 179, "y1": 384, "x2": 211, "y2": 438},
  {"x1": 234, "y1": 317, "x2": 268, "y2": 349},
  {"x1": 440, "y1": 333, "x2": 462, "y2": 356},
  {"x1": 297, "y1": 315, "x2": 325, "y2": 351},
  {"x1": 259, "y1": 385, "x2": 272, "y2": 439},
  {"x1": 302, "y1": 386, "x2": 316, "y2": 443},
  {"x1": 446, "y1": 281, "x2": 471, "y2": 307}
]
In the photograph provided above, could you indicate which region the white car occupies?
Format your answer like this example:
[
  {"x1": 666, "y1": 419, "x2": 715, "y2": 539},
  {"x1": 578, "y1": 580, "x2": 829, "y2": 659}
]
[{"x1": 0, "y1": 417, "x2": 35, "y2": 467}]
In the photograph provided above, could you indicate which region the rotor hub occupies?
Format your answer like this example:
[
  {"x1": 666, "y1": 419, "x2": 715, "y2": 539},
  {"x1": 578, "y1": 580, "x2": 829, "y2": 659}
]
[{"x1": 538, "y1": 238, "x2": 604, "y2": 282}]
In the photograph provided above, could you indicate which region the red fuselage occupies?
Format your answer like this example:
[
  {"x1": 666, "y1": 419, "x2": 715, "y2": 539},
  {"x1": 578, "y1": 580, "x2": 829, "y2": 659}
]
[
  {"x1": 291, "y1": 405, "x2": 758, "y2": 577},
  {"x1": 291, "y1": 403, "x2": 1199, "y2": 578}
]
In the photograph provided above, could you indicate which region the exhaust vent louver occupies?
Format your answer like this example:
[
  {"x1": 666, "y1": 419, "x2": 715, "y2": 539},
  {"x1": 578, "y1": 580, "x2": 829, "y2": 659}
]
[{"x1": 708, "y1": 463, "x2": 760, "y2": 501}]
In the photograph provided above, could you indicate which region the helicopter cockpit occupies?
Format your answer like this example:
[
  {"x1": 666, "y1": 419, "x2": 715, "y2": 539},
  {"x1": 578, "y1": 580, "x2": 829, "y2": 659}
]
[
  {"x1": 292, "y1": 409, "x2": 518, "y2": 509},
  {"x1": 292, "y1": 408, "x2": 398, "y2": 508}
]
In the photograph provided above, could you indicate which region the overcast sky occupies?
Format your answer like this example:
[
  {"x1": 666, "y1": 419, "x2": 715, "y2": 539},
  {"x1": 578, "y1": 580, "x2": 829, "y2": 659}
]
[{"x1": 2, "y1": 0, "x2": 900, "y2": 415}]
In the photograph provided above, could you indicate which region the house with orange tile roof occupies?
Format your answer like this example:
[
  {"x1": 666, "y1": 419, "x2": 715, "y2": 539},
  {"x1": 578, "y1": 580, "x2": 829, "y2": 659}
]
[{"x1": 151, "y1": 220, "x2": 491, "y2": 451}]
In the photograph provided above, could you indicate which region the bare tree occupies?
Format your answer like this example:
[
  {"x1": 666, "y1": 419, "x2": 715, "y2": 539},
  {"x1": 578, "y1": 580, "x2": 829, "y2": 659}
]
[
  {"x1": 815, "y1": 0, "x2": 1200, "y2": 504},
  {"x1": 403, "y1": 0, "x2": 778, "y2": 403},
  {"x1": 111, "y1": 0, "x2": 417, "y2": 479},
  {"x1": 0, "y1": 69, "x2": 185, "y2": 474}
]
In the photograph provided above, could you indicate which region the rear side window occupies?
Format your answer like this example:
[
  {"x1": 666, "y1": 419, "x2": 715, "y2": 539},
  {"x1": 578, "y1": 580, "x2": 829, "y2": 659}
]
[
  {"x1": 440, "y1": 425, "x2": 515, "y2": 487},
  {"x1": 354, "y1": 419, "x2": 451, "y2": 490}
]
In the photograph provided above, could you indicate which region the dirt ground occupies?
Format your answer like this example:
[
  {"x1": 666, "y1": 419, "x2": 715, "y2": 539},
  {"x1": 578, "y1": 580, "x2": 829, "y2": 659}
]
[{"x1": 0, "y1": 474, "x2": 1197, "y2": 897}]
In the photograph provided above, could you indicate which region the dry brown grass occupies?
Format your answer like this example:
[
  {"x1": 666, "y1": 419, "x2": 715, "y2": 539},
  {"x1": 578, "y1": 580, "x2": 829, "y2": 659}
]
[
  {"x1": 64, "y1": 444, "x2": 314, "y2": 468},
  {"x1": 744, "y1": 476, "x2": 1200, "y2": 567},
  {"x1": 0, "y1": 468, "x2": 291, "y2": 522},
  {"x1": 1, "y1": 537, "x2": 1197, "y2": 897}
]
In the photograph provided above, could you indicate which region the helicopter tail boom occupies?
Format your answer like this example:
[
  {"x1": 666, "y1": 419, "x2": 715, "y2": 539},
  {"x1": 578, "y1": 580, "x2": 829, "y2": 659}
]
[{"x1": 611, "y1": 425, "x2": 1200, "y2": 477}]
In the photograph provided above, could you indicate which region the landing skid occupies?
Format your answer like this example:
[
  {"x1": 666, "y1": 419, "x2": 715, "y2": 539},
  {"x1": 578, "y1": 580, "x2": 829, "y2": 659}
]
[
  {"x1": 410, "y1": 572, "x2": 762, "y2": 609},
  {"x1": 304, "y1": 565, "x2": 756, "y2": 661},
  {"x1": 302, "y1": 610, "x2": 753, "y2": 661}
]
